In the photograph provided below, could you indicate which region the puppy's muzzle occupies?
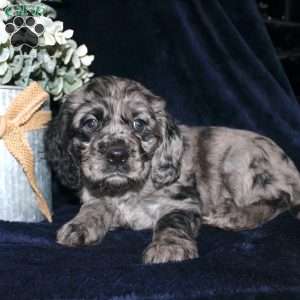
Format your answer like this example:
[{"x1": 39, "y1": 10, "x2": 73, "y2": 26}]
[{"x1": 106, "y1": 146, "x2": 129, "y2": 165}]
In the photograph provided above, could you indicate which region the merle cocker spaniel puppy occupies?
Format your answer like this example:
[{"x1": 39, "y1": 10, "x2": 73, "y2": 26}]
[{"x1": 45, "y1": 76, "x2": 300, "y2": 264}]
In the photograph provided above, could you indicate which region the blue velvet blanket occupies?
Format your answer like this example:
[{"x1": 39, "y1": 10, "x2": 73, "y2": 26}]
[
  {"x1": 0, "y1": 206, "x2": 300, "y2": 299},
  {"x1": 1, "y1": 0, "x2": 300, "y2": 299}
]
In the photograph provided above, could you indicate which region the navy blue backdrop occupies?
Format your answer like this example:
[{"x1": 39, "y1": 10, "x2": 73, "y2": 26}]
[{"x1": 1, "y1": 1, "x2": 300, "y2": 299}]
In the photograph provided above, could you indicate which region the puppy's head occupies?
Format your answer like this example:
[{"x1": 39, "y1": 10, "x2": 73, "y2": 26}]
[{"x1": 45, "y1": 76, "x2": 183, "y2": 193}]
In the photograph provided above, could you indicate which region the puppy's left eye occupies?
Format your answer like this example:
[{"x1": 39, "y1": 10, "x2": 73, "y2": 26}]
[
  {"x1": 132, "y1": 119, "x2": 146, "y2": 132},
  {"x1": 82, "y1": 117, "x2": 99, "y2": 131}
]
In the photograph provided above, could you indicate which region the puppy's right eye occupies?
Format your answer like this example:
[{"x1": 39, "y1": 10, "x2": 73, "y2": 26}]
[
  {"x1": 132, "y1": 118, "x2": 146, "y2": 133},
  {"x1": 81, "y1": 117, "x2": 99, "y2": 131}
]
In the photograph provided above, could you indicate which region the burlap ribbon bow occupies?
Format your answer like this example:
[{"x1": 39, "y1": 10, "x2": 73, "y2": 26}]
[{"x1": 0, "y1": 82, "x2": 52, "y2": 222}]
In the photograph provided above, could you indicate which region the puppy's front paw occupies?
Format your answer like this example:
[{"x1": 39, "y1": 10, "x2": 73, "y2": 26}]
[
  {"x1": 143, "y1": 239, "x2": 199, "y2": 264},
  {"x1": 57, "y1": 221, "x2": 101, "y2": 247}
]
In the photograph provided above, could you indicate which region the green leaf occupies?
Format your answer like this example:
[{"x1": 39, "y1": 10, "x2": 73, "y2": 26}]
[
  {"x1": 57, "y1": 66, "x2": 66, "y2": 76},
  {"x1": 9, "y1": 46, "x2": 14, "y2": 60},
  {"x1": 55, "y1": 32, "x2": 66, "y2": 45},
  {"x1": 64, "y1": 67, "x2": 76, "y2": 82},
  {"x1": 44, "y1": 32, "x2": 56, "y2": 46},
  {"x1": 81, "y1": 55, "x2": 94, "y2": 66},
  {"x1": 29, "y1": 48, "x2": 38, "y2": 58},
  {"x1": 53, "y1": 92, "x2": 63, "y2": 101},
  {"x1": 0, "y1": 67, "x2": 12, "y2": 84},
  {"x1": 63, "y1": 29, "x2": 74, "y2": 39},
  {"x1": 0, "y1": 47, "x2": 9, "y2": 62},
  {"x1": 0, "y1": 12, "x2": 94, "y2": 100},
  {"x1": 63, "y1": 78, "x2": 82, "y2": 94},
  {"x1": 45, "y1": 58, "x2": 56, "y2": 74},
  {"x1": 66, "y1": 39, "x2": 77, "y2": 50},
  {"x1": 63, "y1": 47, "x2": 74, "y2": 65},
  {"x1": 76, "y1": 44, "x2": 88, "y2": 57},
  {"x1": 31, "y1": 60, "x2": 42, "y2": 72},
  {"x1": 71, "y1": 54, "x2": 81, "y2": 69},
  {"x1": 40, "y1": 52, "x2": 57, "y2": 73},
  {"x1": 11, "y1": 55, "x2": 24, "y2": 75},
  {"x1": 47, "y1": 76, "x2": 64, "y2": 96},
  {"x1": 0, "y1": 62, "x2": 8, "y2": 76}
]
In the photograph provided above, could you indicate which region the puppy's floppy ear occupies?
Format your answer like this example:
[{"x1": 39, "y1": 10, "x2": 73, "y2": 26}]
[
  {"x1": 44, "y1": 104, "x2": 81, "y2": 190},
  {"x1": 151, "y1": 99, "x2": 184, "y2": 188}
]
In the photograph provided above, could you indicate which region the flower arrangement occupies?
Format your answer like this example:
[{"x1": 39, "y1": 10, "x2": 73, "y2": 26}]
[{"x1": 0, "y1": 0, "x2": 94, "y2": 101}]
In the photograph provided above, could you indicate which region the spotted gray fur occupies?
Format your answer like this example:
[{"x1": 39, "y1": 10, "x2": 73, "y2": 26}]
[{"x1": 45, "y1": 76, "x2": 300, "y2": 264}]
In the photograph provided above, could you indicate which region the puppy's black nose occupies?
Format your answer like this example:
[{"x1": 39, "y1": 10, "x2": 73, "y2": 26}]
[{"x1": 106, "y1": 147, "x2": 129, "y2": 164}]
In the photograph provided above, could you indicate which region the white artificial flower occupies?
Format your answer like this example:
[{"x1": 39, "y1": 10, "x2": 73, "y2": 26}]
[{"x1": 0, "y1": 21, "x2": 9, "y2": 44}]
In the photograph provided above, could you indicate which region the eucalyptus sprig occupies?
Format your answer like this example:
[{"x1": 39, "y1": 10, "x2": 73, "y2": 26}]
[{"x1": 0, "y1": 0, "x2": 94, "y2": 101}]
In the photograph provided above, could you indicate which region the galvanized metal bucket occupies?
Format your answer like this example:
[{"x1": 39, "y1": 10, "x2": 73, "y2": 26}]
[{"x1": 0, "y1": 85, "x2": 52, "y2": 222}]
